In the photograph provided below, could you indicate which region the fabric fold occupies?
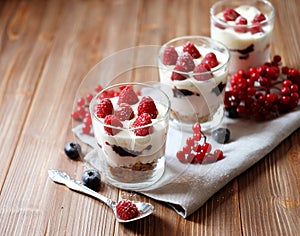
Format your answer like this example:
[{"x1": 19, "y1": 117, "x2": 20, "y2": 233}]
[{"x1": 74, "y1": 106, "x2": 300, "y2": 218}]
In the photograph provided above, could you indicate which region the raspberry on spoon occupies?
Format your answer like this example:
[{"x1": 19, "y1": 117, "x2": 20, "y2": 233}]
[{"x1": 116, "y1": 199, "x2": 139, "y2": 221}]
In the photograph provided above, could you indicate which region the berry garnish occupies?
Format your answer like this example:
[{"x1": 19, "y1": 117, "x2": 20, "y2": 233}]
[
  {"x1": 137, "y1": 96, "x2": 158, "y2": 119},
  {"x1": 132, "y1": 113, "x2": 153, "y2": 136},
  {"x1": 250, "y1": 13, "x2": 266, "y2": 34},
  {"x1": 171, "y1": 70, "x2": 186, "y2": 81},
  {"x1": 115, "y1": 103, "x2": 134, "y2": 121},
  {"x1": 64, "y1": 142, "x2": 82, "y2": 160},
  {"x1": 214, "y1": 149, "x2": 224, "y2": 160},
  {"x1": 223, "y1": 8, "x2": 240, "y2": 21},
  {"x1": 250, "y1": 24, "x2": 263, "y2": 34},
  {"x1": 192, "y1": 122, "x2": 201, "y2": 133},
  {"x1": 252, "y1": 13, "x2": 266, "y2": 23},
  {"x1": 224, "y1": 55, "x2": 300, "y2": 120},
  {"x1": 212, "y1": 128, "x2": 231, "y2": 144},
  {"x1": 171, "y1": 64, "x2": 188, "y2": 81},
  {"x1": 116, "y1": 199, "x2": 139, "y2": 220},
  {"x1": 82, "y1": 169, "x2": 101, "y2": 191},
  {"x1": 183, "y1": 41, "x2": 201, "y2": 59},
  {"x1": 234, "y1": 16, "x2": 248, "y2": 33},
  {"x1": 202, "y1": 52, "x2": 219, "y2": 68},
  {"x1": 103, "y1": 115, "x2": 123, "y2": 135},
  {"x1": 176, "y1": 122, "x2": 225, "y2": 164},
  {"x1": 162, "y1": 45, "x2": 178, "y2": 65},
  {"x1": 175, "y1": 53, "x2": 195, "y2": 72},
  {"x1": 95, "y1": 98, "x2": 114, "y2": 118},
  {"x1": 95, "y1": 84, "x2": 103, "y2": 93},
  {"x1": 117, "y1": 86, "x2": 139, "y2": 105},
  {"x1": 193, "y1": 63, "x2": 212, "y2": 81}
]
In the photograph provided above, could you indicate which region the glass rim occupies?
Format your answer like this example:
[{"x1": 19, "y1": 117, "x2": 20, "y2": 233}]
[
  {"x1": 158, "y1": 35, "x2": 231, "y2": 75},
  {"x1": 210, "y1": 0, "x2": 275, "y2": 28},
  {"x1": 89, "y1": 82, "x2": 171, "y2": 131}
]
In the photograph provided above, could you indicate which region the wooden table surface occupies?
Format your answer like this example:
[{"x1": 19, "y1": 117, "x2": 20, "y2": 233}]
[{"x1": 1, "y1": 0, "x2": 299, "y2": 235}]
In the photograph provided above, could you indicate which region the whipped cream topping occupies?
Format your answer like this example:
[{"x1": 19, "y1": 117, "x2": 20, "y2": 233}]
[
  {"x1": 159, "y1": 44, "x2": 229, "y2": 122},
  {"x1": 212, "y1": 5, "x2": 273, "y2": 50},
  {"x1": 92, "y1": 96, "x2": 169, "y2": 167}
]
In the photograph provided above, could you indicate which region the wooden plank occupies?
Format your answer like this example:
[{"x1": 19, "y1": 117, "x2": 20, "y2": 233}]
[
  {"x1": 0, "y1": 0, "x2": 140, "y2": 235},
  {"x1": 0, "y1": 0, "x2": 299, "y2": 235},
  {"x1": 0, "y1": 0, "x2": 52, "y2": 188},
  {"x1": 238, "y1": 130, "x2": 300, "y2": 236}
]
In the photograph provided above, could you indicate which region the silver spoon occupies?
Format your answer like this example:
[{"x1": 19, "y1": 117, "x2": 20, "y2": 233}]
[{"x1": 48, "y1": 169, "x2": 154, "y2": 223}]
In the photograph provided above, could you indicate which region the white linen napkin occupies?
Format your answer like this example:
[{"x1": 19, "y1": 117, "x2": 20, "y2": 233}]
[{"x1": 73, "y1": 106, "x2": 300, "y2": 218}]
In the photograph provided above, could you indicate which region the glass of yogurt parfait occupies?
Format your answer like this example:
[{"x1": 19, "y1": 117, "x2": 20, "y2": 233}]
[
  {"x1": 210, "y1": 0, "x2": 275, "y2": 75},
  {"x1": 158, "y1": 36, "x2": 230, "y2": 132},
  {"x1": 90, "y1": 82, "x2": 170, "y2": 190}
]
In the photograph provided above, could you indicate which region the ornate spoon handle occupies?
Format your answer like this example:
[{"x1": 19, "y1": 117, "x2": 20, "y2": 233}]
[{"x1": 48, "y1": 169, "x2": 116, "y2": 209}]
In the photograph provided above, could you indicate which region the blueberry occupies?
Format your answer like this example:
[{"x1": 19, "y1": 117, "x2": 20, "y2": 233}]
[
  {"x1": 64, "y1": 142, "x2": 82, "y2": 160},
  {"x1": 212, "y1": 128, "x2": 231, "y2": 144},
  {"x1": 82, "y1": 169, "x2": 101, "y2": 191}
]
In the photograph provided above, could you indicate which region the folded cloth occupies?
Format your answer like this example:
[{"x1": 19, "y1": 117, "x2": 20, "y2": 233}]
[{"x1": 73, "y1": 106, "x2": 300, "y2": 218}]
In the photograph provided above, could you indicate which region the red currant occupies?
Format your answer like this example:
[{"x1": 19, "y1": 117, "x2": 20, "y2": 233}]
[
  {"x1": 224, "y1": 55, "x2": 300, "y2": 120},
  {"x1": 192, "y1": 122, "x2": 201, "y2": 134}
]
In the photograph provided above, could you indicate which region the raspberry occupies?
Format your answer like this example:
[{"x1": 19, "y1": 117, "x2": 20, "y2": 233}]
[
  {"x1": 236, "y1": 16, "x2": 247, "y2": 25},
  {"x1": 103, "y1": 115, "x2": 123, "y2": 136},
  {"x1": 132, "y1": 113, "x2": 152, "y2": 136},
  {"x1": 162, "y1": 45, "x2": 178, "y2": 65},
  {"x1": 202, "y1": 52, "x2": 219, "y2": 68},
  {"x1": 234, "y1": 16, "x2": 248, "y2": 33},
  {"x1": 95, "y1": 98, "x2": 114, "y2": 118},
  {"x1": 250, "y1": 24, "x2": 263, "y2": 34},
  {"x1": 193, "y1": 63, "x2": 212, "y2": 81},
  {"x1": 171, "y1": 71, "x2": 186, "y2": 81},
  {"x1": 117, "y1": 86, "x2": 139, "y2": 105},
  {"x1": 116, "y1": 199, "x2": 139, "y2": 221},
  {"x1": 252, "y1": 13, "x2": 266, "y2": 23},
  {"x1": 115, "y1": 103, "x2": 134, "y2": 121},
  {"x1": 183, "y1": 41, "x2": 201, "y2": 59},
  {"x1": 175, "y1": 53, "x2": 195, "y2": 72},
  {"x1": 223, "y1": 8, "x2": 240, "y2": 21},
  {"x1": 171, "y1": 64, "x2": 188, "y2": 81},
  {"x1": 137, "y1": 96, "x2": 158, "y2": 119}
]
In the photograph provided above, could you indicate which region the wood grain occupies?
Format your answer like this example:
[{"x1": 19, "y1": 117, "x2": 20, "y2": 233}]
[{"x1": 0, "y1": 0, "x2": 299, "y2": 235}]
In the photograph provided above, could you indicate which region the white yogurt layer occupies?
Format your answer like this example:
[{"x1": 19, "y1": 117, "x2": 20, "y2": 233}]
[
  {"x1": 211, "y1": 5, "x2": 274, "y2": 73},
  {"x1": 92, "y1": 96, "x2": 169, "y2": 168},
  {"x1": 159, "y1": 45, "x2": 229, "y2": 123}
]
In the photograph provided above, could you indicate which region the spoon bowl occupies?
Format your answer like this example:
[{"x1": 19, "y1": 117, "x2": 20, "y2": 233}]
[{"x1": 48, "y1": 169, "x2": 154, "y2": 223}]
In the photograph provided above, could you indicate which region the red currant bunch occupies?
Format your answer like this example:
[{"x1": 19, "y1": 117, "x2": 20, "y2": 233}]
[
  {"x1": 71, "y1": 84, "x2": 120, "y2": 134},
  {"x1": 176, "y1": 123, "x2": 224, "y2": 164},
  {"x1": 224, "y1": 55, "x2": 300, "y2": 120}
]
